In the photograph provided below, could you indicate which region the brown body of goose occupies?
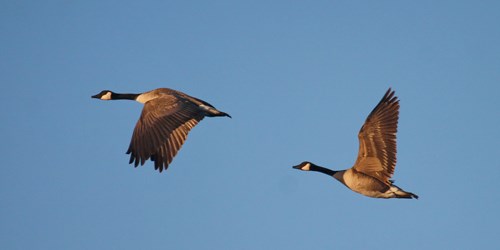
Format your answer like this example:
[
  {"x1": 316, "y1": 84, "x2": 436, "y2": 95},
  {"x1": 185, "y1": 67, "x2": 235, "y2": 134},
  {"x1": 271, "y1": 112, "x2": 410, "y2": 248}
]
[
  {"x1": 293, "y1": 88, "x2": 418, "y2": 199},
  {"x1": 92, "y1": 88, "x2": 231, "y2": 172}
]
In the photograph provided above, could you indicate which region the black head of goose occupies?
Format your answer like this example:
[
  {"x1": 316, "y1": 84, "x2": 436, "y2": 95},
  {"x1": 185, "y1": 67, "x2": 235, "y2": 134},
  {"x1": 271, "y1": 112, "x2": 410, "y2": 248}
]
[
  {"x1": 92, "y1": 88, "x2": 231, "y2": 172},
  {"x1": 293, "y1": 88, "x2": 418, "y2": 199}
]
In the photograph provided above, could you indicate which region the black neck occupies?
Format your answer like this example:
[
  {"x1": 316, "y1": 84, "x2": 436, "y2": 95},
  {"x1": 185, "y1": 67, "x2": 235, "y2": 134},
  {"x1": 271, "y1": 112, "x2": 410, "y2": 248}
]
[
  {"x1": 111, "y1": 93, "x2": 140, "y2": 100},
  {"x1": 310, "y1": 165, "x2": 337, "y2": 176}
]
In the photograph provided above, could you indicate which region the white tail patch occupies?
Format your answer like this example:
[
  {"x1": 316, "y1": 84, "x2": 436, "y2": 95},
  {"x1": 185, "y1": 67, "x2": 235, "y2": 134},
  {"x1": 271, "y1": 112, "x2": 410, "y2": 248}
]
[
  {"x1": 389, "y1": 186, "x2": 401, "y2": 193},
  {"x1": 199, "y1": 104, "x2": 212, "y2": 111}
]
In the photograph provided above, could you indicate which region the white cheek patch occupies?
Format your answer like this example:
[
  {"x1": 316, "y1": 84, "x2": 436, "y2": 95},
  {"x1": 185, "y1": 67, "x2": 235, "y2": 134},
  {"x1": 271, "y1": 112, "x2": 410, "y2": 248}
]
[
  {"x1": 101, "y1": 92, "x2": 112, "y2": 100},
  {"x1": 302, "y1": 163, "x2": 311, "y2": 171}
]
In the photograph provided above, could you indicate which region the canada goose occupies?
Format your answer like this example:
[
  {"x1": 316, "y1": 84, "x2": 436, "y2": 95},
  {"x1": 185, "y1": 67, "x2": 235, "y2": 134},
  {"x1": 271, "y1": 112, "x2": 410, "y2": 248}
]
[
  {"x1": 92, "y1": 88, "x2": 231, "y2": 172},
  {"x1": 293, "y1": 88, "x2": 418, "y2": 199}
]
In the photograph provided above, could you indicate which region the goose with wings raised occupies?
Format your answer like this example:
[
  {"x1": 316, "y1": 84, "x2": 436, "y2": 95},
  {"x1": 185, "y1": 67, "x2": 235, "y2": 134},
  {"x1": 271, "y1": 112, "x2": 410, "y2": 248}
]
[{"x1": 293, "y1": 88, "x2": 418, "y2": 199}]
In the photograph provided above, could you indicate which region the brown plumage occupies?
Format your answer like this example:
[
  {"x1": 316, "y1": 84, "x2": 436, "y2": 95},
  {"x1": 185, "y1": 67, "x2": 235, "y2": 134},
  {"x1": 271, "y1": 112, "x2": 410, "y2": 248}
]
[
  {"x1": 353, "y1": 88, "x2": 398, "y2": 184},
  {"x1": 92, "y1": 88, "x2": 231, "y2": 172},
  {"x1": 293, "y1": 88, "x2": 418, "y2": 199}
]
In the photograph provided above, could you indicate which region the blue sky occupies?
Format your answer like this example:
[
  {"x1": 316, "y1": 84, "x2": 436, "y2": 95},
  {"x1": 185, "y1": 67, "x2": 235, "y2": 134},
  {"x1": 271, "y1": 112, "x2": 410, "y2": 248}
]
[{"x1": 1, "y1": 1, "x2": 499, "y2": 249}]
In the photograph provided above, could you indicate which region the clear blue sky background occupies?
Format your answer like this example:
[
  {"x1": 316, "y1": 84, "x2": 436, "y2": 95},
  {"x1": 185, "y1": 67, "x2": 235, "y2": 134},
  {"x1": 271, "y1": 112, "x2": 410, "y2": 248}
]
[{"x1": 1, "y1": 1, "x2": 499, "y2": 249}]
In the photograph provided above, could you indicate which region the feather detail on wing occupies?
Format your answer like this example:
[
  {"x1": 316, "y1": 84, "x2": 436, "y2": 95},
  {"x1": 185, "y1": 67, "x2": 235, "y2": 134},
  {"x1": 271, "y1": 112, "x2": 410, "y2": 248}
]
[
  {"x1": 126, "y1": 95, "x2": 205, "y2": 172},
  {"x1": 353, "y1": 88, "x2": 399, "y2": 184}
]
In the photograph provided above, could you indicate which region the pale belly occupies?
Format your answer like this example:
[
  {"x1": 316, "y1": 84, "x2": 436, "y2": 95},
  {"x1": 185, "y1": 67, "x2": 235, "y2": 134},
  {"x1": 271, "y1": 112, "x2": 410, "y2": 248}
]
[{"x1": 339, "y1": 169, "x2": 394, "y2": 198}]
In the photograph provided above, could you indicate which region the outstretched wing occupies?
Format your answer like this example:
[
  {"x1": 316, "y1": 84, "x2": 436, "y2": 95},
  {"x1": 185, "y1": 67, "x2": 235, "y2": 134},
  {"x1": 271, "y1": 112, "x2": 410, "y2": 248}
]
[
  {"x1": 126, "y1": 95, "x2": 205, "y2": 172},
  {"x1": 353, "y1": 88, "x2": 399, "y2": 184}
]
